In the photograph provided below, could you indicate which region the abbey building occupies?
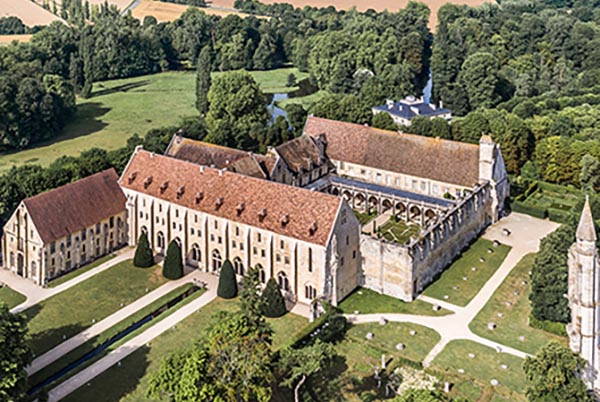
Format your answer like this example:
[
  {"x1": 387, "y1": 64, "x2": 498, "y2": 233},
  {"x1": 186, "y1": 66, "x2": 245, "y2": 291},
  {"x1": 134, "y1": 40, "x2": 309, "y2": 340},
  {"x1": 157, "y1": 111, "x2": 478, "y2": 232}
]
[{"x1": 1, "y1": 116, "x2": 509, "y2": 306}]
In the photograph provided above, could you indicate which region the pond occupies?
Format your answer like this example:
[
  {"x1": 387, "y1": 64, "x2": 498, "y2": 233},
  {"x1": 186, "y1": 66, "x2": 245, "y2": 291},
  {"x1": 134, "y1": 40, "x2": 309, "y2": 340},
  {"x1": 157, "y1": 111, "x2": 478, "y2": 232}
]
[{"x1": 265, "y1": 78, "x2": 318, "y2": 123}]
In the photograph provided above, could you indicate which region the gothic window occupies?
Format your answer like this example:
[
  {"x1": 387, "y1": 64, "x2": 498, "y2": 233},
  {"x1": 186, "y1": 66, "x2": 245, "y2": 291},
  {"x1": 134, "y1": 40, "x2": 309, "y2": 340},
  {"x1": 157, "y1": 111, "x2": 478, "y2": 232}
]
[
  {"x1": 277, "y1": 271, "x2": 289, "y2": 291},
  {"x1": 233, "y1": 257, "x2": 244, "y2": 276},
  {"x1": 308, "y1": 248, "x2": 313, "y2": 272},
  {"x1": 212, "y1": 249, "x2": 222, "y2": 272},
  {"x1": 257, "y1": 264, "x2": 266, "y2": 284},
  {"x1": 191, "y1": 244, "x2": 201, "y2": 262},
  {"x1": 305, "y1": 284, "x2": 317, "y2": 300},
  {"x1": 157, "y1": 232, "x2": 165, "y2": 249}
]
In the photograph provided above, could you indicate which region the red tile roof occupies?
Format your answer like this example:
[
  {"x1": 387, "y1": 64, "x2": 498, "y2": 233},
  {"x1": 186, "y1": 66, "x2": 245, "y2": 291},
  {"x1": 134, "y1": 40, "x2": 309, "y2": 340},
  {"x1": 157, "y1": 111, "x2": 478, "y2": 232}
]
[
  {"x1": 23, "y1": 169, "x2": 126, "y2": 244},
  {"x1": 120, "y1": 149, "x2": 342, "y2": 246},
  {"x1": 165, "y1": 136, "x2": 273, "y2": 179},
  {"x1": 274, "y1": 135, "x2": 325, "y2": 174},
  {"x1": 304, "y1": 117, "x2": 480, "y2": 187}
]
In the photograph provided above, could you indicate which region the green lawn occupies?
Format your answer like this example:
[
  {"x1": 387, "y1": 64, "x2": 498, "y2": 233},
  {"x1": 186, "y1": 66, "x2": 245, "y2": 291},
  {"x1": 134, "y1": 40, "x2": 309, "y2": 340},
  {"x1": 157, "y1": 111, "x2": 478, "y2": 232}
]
[
  {"x1": 0, "y1": 68, "x2": 308, "y2": 173},
  {"x1": 353, "y1": 209, "x2": 377, "y2": 226},
  {"x1": 336, "y1": 322, "x2": 440, "y2": 400},
  {"x1": 28, "y1": 284, "x2": 201, "y2": 391},
  {"x1": 61, "y1": 297, "x2": 308, "y2": 402},
  {"x1": 469, "y1": 254, "x2": 566, "y2": 355},
  {"x1": 0, "y1": 285, "x2": 26, "y2": 309},
  {"x1": 47, "y1": 254, "x2": 116, "y2": 288},
  {"x1": 277, "y1": 89, "x2": 329, "y2": 110},
  {"x1": 431, "y1": 340, "x2": 527, "y2": 402},
  {"x1": 338, "y1": 287, "x2": 451, "y2": 316},
  {"x1": 24, "y1": 260, "x2": 168, "y2": 356},
  {"x1": 379, "y1": 218, "x2": 420, "y2": 244},
  {"x1": 422, "y1": 238, "x2": 512, "y2": 307}
]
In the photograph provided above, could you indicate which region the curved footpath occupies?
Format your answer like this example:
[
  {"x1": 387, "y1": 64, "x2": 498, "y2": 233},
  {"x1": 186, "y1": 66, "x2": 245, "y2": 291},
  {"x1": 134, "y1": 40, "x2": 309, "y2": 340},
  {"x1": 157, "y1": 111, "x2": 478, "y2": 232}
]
[{"x1": 346, "y1": 213, "x2": 559, "y2": 366}]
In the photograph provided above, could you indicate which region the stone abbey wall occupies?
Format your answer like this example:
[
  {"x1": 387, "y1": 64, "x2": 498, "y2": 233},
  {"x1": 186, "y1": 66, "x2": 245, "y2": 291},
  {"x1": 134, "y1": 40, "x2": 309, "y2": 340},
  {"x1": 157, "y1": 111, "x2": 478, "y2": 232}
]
[{"x1": 360, "y1": 184, "x2": 491, "y2": 301}]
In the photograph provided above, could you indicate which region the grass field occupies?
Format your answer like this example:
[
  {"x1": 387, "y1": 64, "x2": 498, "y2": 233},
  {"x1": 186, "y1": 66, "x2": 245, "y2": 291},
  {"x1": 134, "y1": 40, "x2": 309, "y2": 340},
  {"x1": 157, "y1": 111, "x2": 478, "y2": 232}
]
[
  {"x1": 339, "y1": 287, "x2": 451, "y2": 316},
  {"x1": 24, "y1": 260, "x2": 167, "y2": 356},
  {"x1": 0, "y1": 68, "x2": 307, "y2": 173},
  {"x1": 431, "y1": 340, "x2": 527, "y2": 402},
  {"x1": 0, "y1": 285, "x2": 26, "y2": 309},
  {"x1": 61, "y1": 297, "x2": 308, "y2": 402},
  {"x1": 276, "y1": 89, "x2": 328, "y2": 109},
  {"x1": 422, "y1": 238, "x2": 511, "y2": 307},
  {"x1": 47, "y1": 254, "x2": 116, "y2": 288},
  {"x1": 379, "y1": 218, "x2": 420, "y2": 244},
  {"x1": 469, "y1": 254, "x2": 566, "y2": 355}
]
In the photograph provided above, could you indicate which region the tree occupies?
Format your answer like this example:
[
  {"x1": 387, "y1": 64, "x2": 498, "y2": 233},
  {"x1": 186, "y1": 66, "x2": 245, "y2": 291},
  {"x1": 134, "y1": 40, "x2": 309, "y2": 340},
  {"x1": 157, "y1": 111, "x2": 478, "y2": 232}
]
[
  {"x1": 133, "y1": 232, "x2": 154, "y2": 268},
  {"x1": 284, "y1": 103, "x2": 307, "y2": 135},
  {"x1": 0, "y1": 305, "x2": 32, "y2": 401},
  {"x1": 195, "y1": 45, "x2": 212, "y2": 115},
  {"x1": 204, "y1": 71, "x2": 269, "y2": 150},
  {"x1": 162, "y1": 240, "x2": 184, "y2": 280},
  {"x1": 217, "y1": 260, "x2": 237, "y2": 299},
  {"x1": 524, "y1": 342, "x2": 594, "y2": 402},
  {"x1": 459, "y1": 52, "x2": 500, "y2": 110},
  {"x1": 260, "y1": 278, "x2": 287, "y2": 318},
  {"x1": 286, "y1": 73, "x2": 297, "y2": 87},
  {"x1": 240, "y1": 266, "x2": 264, "y2": 322},
  {"x1": 279, "y1": 340, "x2": 336, "y2": 402},
  {"x1": 371, "y1": 112, "x2": 397, "y2": 131},
  {"x1": 80, "y1": 30, "x2": 93, "y2": 99},
  {"x1": 579, "y1": 154, "x2": 600, "y2": 192}
]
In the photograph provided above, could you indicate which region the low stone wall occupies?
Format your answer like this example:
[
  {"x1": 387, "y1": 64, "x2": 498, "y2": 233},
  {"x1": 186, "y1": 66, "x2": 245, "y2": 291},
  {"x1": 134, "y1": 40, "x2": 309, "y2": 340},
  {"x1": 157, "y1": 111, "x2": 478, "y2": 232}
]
[{"x1": 360, "y1": 184, "x2": 491, "y2": 301}]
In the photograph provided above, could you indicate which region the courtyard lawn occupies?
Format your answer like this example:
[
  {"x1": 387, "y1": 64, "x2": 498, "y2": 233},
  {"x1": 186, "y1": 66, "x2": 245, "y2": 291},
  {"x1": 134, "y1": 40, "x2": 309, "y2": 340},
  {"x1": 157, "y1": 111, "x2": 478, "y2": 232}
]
[
  {"x1": 338, "y1": 287, "x2": 451, "y2": 316},
  {"x1": 431, "y1": 340, "x2": 527, "y2": 402},
  {"x1": 0, "y1": 68, "x2": 308, "y2": 173},
  {"x1": 469, "y1": 254, "x2": 566, "y2": 355},
  {"x1": 47, "y1": 253, "x2": 116, "y2": 288},
  {"x1": 353, "y1": 209, "x2": 377, "y2": 226},
  {"x1": 378, "y1": 218, "x2": 420, "y2": 244},
  {"x1": 0, "y1": 285, "x2": 26, "y2": 309},
  {"x1": 24, "y1": 260, "x2": 167, "y2": 356},
  {"x1": 335, "y1": 322, "x2": 440, "y2": 399},
  {"x1": 60, "y1": 298, "x2": 309, "y2": 402},
  {"x1": 422, "y1": 238, "x2": 511, "y2": 307}
]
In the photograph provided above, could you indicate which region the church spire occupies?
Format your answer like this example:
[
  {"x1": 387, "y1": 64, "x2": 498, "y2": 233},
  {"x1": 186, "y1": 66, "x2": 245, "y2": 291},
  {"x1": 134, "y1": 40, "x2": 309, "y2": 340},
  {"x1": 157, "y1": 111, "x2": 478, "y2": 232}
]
[{"x1": 577, "y1": 196, "x2": 597, "y2": 242}]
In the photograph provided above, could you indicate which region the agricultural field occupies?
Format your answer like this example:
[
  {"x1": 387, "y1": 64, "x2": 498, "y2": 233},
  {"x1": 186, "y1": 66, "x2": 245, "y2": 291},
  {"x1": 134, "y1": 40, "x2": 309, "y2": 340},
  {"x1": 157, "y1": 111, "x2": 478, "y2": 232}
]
[
  {"x1": 0, "y1": 68, "x2": 308, "y2": 173},
  {"x1": 0, "y1": 34, "x2": 33, "y2": 45},
  {"x1": 131, "y1": 0, "x2": 261, "y2": 22},
  {"x1": 0, "y1": 0, "x2": 64, "y2": 26}
]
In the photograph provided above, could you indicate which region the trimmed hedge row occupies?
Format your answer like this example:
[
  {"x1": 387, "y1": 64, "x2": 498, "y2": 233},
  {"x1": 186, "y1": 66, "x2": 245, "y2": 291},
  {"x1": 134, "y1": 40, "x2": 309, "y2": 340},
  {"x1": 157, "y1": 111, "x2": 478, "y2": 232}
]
[
  {"x1": 511, "y1": 200, "x2": 547, "y2": 219},
  {"x1": 529, "y1": 314, "x2": 568, "y2": 337}
]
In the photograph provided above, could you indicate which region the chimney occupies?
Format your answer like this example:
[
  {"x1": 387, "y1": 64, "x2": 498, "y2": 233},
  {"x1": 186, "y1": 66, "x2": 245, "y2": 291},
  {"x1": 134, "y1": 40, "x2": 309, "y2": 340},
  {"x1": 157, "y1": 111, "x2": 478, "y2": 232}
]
[
  {"x1": 386, "y1": 99, "x2": 394, "y2": 109},
  {"x1": 259, "y1": 208, "x2": 267, "y2": 222},
  {"x1": 150, "y1": 152, "x2": 155, "y2": 158},
  {"x1": 144, "y1": 176, "x2": 153, "y2": 189},
  {"x1": 440, "y1": 100, "x2": 444, "y2": 109},
  {"x1": 200, "y1": 166, "x2": 204, "y2": 173},
  {"x1": 195, "y1": 192, "x2": 204, "y2": 204}
]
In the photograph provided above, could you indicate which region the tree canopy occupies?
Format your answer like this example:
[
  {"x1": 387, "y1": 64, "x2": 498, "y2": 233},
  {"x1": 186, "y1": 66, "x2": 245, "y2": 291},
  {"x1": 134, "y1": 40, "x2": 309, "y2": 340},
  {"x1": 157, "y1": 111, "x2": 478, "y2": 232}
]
[{"x1": 0, "y1": 305, "x2": 32, "y2": 401}]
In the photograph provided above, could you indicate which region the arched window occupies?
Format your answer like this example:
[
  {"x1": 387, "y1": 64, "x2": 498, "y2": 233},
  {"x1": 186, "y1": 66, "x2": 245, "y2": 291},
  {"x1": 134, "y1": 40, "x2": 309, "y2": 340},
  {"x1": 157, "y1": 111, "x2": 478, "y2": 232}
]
[
  {"x1": 277, "y1": 271, "x2": 289, "y2": 291},
  {"x1": 141, "y1": 226, "x2": 148, "y2": 235},
  {"x1": 9, "y1": 252, "x2": 14, "y2": 268},
  {"x1": 157, "y1": 232, "x2": 165, "y2": 249},
  {"x1": 212, "y1": 249, "x2": 222, "y2": 272},
  {"x1": 191, "y1": 244, "x2": 201, "y2": 262},
  {"x1": 257, "y1": 264, "x2": 266, "y2": 284},
  {"x1": 233, "y1": 257, "x2": 244, "y2": 276},
  {"x1": 305, "y1": 284, "x2": 317, "y2": 300},
  {"x1": 173, "y1": 237, "x2": 182, "y2": 248}
]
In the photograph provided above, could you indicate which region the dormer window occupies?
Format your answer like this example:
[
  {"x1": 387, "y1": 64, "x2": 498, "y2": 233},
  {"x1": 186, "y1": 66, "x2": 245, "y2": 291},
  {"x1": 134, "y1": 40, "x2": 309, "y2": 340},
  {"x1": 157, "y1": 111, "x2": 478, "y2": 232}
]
[
  {"x1": 177, "y1": 186, "x2": 185, "y2": 199},
  {"x1": 309, "y1": 221, "x2": 318, "y2": 235},
  {"x1": 128, "y1": 172, "x2": 137, "y2": 184},
  {"x1": 195, "y1": 192, "x2": 204, "y2": 203},
  {"x1": 215, "y1": 197, "x2": 224, "y2": 209},
  {"x1": 236, "y1": 202, "x2": 245, "y2": 216},
  {"x1": 259, "y1": 208, "x2": 267, "y2": 222},
  {"x1": 160, "y1": 181, "x2": 169, "y2": 193},
  {"x1": 281, "y1": 214, "x2": 289, "y2": 226},
  {"x1": 144, "y1": 176, "x2": 153, "y2": 189}
]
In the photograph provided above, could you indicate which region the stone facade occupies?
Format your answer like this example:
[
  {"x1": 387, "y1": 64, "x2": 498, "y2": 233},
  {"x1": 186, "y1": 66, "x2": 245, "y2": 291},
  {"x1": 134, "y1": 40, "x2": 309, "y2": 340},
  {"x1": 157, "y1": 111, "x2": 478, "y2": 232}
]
[
  {"x1": 1, "y1": 169, "x2": 127, "y2": 285},
  {"x1": 568, "y1": 197, "x2": 600, "y2": 391}
]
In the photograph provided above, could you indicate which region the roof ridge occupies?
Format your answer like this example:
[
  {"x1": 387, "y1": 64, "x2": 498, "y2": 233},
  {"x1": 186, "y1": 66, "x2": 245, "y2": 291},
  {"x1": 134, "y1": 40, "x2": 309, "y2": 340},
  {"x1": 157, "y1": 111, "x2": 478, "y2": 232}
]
[{"x1": 23, "y1": 168, "x2": 116, "y2": 203}]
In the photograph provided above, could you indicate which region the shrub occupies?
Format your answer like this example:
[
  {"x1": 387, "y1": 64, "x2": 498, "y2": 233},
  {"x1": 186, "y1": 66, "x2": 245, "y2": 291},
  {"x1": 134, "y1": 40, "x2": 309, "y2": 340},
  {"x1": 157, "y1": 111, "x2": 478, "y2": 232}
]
[
  {"x1": 529, "y1": 314, "x2": 568, "y2": 337},
  {"x1": 217, "y1": 260, "x2": 237, "y2": 299},
  {"x1": 133, "y1": 232, "x2": 154, "y2": 268},
  {"x1": 162, "y1": 240, "x2": 184, "y2": 280},
  {"x1": 260, "y1": 278, "x2": 286, "y2": 318}
]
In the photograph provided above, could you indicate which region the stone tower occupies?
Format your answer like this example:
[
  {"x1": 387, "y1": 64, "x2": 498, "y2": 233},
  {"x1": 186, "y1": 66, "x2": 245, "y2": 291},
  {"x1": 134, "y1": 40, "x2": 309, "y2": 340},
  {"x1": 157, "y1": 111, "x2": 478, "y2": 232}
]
[
  {"x1": 567, "y1": 196, "x2": 600, "y2": 391},
  {"x1": 478, "y1": 135, "x2": 509, "y2": 222}
]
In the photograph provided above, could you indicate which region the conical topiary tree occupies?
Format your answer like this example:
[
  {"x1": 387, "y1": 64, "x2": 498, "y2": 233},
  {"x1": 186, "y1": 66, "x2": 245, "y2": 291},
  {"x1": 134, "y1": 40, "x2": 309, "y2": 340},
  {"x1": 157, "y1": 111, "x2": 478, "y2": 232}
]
[
  {"x1": 162, "y1": 240, "x2": 183, "y2": 280},
  {"x1": 260, "y1": 278, "x2": 287, "y2": 318},
  {"x1": 217, "y1": 260, "x2": 237, "y2": 299},
  {"x1": 133, "y1": 232, "x2": 154, "y2": 268}
]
